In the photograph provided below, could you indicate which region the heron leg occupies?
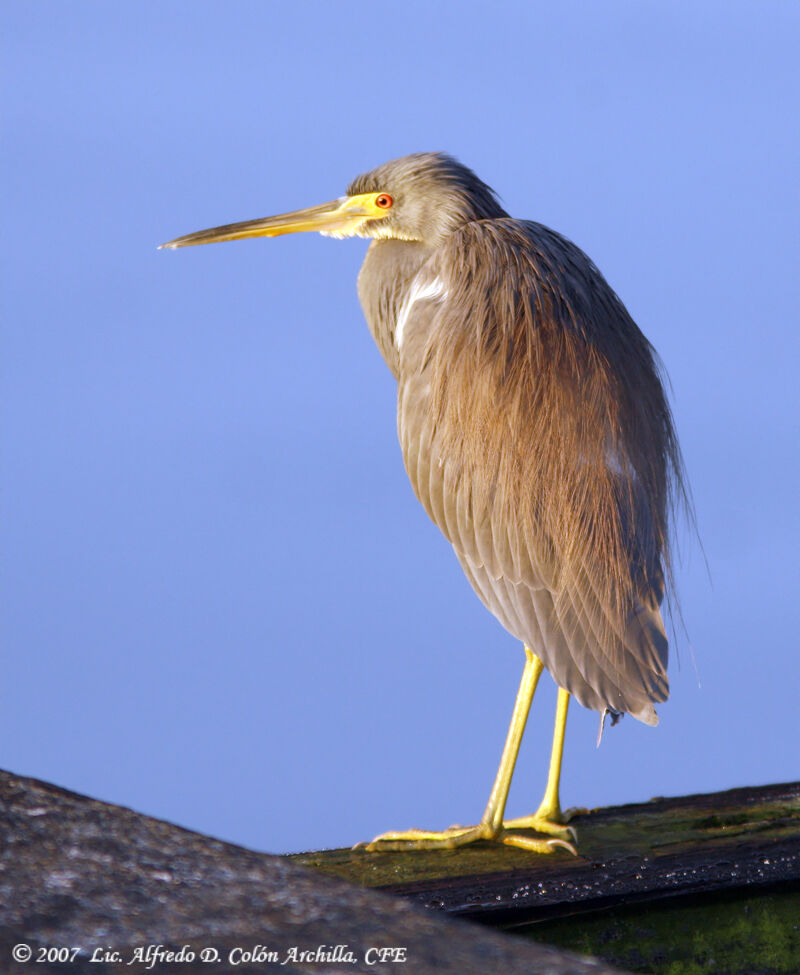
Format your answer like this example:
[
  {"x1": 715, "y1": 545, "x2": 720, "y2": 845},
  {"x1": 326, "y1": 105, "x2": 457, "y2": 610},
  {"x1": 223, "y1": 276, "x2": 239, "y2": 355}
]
[
  {"x1": 478, "y1": 646, "x2": 544, "y2": 831},
  {"x1": 502, "y1": 686, "x2": 579, "y2": 846},
  {"x1": 360, "y1": 647, "x2": 575, "y2": 854}
]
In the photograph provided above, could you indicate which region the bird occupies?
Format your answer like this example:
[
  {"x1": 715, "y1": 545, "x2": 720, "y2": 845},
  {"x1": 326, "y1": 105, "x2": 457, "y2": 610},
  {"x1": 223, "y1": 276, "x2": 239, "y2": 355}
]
[{"x1": 160, "y1": 152, "x2": 687, "y2": 855}]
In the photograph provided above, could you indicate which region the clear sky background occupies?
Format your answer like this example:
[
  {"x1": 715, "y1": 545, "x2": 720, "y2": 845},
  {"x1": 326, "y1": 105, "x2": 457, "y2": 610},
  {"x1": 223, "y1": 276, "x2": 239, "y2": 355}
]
[{"x1": 3, "y1": 2, "x2": 798, "y2": 855}]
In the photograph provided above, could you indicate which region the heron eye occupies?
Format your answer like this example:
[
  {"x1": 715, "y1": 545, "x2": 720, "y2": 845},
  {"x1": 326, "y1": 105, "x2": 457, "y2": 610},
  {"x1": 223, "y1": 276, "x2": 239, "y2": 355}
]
[{"x1": 375, "y1": 194, "x2": 393, "y2": 209}]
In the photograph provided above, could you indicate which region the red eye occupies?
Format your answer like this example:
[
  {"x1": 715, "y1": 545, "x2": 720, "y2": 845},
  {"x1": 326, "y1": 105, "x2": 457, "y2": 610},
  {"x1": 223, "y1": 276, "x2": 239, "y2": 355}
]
[{"x1": 375, "y1": 194, "x2": 393, "y2": 209}]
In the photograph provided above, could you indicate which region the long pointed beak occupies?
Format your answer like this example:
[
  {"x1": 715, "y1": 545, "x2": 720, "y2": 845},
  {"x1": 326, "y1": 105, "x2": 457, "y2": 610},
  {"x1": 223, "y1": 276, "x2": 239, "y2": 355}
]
[{"x1": 159, "y1": 194, "x2": 382, "y2": 249}]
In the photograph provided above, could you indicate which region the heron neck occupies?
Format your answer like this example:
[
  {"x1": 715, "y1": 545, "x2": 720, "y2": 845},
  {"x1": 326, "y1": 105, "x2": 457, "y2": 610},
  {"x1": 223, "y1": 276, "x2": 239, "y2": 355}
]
[{"x1": 357, "y1": 239, "x2": 433, "y2": 379}]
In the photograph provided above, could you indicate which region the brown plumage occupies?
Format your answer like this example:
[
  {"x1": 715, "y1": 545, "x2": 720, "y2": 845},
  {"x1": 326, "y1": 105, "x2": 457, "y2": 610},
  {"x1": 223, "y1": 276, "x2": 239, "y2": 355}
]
[
  {"x1": 354, "y1": 154, "x2": 686, "y2": 723},
  {"x1": 161, "y1": 151, "x2": 689, "y2": 852}
]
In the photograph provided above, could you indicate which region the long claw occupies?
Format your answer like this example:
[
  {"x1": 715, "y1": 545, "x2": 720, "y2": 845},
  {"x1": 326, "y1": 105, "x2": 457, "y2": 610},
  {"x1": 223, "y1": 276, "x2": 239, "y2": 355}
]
[
  {"x1": 547, "y1": 837, "x2": 579, "y2": 856},
  {"x1": 499, "y1": 831, "x2": 578, "y2": 855}
]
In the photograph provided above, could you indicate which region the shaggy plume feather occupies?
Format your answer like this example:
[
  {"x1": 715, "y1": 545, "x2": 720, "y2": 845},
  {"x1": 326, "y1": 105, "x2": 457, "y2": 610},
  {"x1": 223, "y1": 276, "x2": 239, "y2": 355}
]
[{"x1": 354, "y1": 153, "x2": 688, "y2": 719}]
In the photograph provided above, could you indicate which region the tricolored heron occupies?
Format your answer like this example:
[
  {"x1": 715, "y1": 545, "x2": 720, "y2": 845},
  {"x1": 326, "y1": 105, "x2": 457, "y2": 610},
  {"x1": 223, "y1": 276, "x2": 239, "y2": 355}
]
[{"x1": 161, "y1": 153, "x2": 686, "y2": 854}]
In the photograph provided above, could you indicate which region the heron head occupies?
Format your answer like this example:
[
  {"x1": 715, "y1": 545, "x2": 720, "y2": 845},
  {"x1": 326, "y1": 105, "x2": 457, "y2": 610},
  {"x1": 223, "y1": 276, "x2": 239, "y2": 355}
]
[
  {"x1": 340, "y1": 152, "x2": 506, "y2": 244},
  {"x1": 159, "y1": 153, "x2": 506, "y2": 251}
]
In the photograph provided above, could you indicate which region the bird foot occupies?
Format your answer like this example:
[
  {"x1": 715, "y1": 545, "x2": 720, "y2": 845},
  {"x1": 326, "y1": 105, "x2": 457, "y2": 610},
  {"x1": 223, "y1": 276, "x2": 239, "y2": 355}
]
[
  {"x1": 501, "y1": 814, "x2": 578, "y2": 846},
  {"x1": 355, "y1": 820, "x2": 577, "y2": 855},
  {"x1": 499, "y1": 828, "x2": 577, "y2": 855}
]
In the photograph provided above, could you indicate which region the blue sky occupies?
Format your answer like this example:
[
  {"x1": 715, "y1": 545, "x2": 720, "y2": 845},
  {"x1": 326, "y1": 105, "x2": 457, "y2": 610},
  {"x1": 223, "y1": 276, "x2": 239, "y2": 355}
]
[{"x1": 3, "y1": 1, "x2": 798, "y2": 854}]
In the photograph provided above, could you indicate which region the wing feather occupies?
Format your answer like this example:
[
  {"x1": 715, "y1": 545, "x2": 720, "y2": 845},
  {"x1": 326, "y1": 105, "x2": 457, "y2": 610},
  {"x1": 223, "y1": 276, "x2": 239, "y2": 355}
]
[{"x1": 394, "y1": 220, "x2": 681, "y2": 719}]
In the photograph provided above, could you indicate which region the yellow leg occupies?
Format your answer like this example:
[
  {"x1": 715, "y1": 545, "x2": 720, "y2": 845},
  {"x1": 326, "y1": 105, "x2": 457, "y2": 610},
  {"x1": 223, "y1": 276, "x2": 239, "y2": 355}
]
[
  {"x1": 361, "y1": 648, "x2": 576, "y2": 855},
  {"x1": 539, "y1": 686, "x2": 570, "y2": 821},
  {"x1": 503, "y1": 686, "x2": 578, "y2": 845}
]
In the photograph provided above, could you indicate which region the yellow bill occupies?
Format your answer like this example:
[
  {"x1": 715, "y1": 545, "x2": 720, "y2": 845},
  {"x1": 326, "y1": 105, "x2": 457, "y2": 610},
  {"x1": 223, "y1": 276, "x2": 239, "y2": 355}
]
[{"x1": 159, "y1": 193, "x2": 391, "y2": 249}]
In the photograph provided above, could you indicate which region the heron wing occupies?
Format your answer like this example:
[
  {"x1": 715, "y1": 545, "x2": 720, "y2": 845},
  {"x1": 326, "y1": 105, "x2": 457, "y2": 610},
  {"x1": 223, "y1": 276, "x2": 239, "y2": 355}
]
[{"x1": 396, "y1": 220, "x2": 672, "y2": 720}]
